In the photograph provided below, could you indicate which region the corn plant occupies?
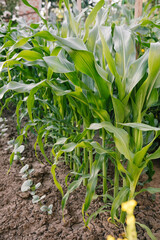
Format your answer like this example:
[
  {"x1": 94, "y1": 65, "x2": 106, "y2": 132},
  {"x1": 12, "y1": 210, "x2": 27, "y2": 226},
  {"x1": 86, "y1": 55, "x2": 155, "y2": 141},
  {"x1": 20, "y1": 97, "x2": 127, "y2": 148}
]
[{"x1": 0, "y1": 0, "x2": 159, "y2": 234}]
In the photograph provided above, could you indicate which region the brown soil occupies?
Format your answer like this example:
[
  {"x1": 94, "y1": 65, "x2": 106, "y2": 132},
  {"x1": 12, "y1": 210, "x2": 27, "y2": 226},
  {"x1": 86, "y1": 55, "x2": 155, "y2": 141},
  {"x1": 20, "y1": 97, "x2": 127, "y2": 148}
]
[{"x1": 0, "y1": 115, "x2": 160, "y2": 240}]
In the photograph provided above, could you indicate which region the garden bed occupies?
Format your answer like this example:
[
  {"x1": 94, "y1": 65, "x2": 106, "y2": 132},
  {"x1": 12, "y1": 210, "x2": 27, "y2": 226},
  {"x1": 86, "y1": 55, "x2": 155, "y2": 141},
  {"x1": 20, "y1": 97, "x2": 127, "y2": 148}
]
[{"x1": 0, "y1": 114, "x2": 160, "y2": 240}]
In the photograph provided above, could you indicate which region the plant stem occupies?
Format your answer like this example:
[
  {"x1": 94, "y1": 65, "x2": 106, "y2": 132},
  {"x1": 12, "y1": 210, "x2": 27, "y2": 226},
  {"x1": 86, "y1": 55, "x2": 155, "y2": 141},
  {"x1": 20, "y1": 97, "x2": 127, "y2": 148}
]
[
  {"x1": 83, "y1": 148, "x2": 88, "y2": 186},
  {"x1": 102, "y1": 128, "x2": 107, "y2": 203},
  {"x1": 87, "y1": 131, "x2": 93, "y2": 174},
  {"x1": 70, "y1": 151, "x2": 73, "y2": 170},
  {"x1": 114, "y1": 165, "x2": 119, "y2": 199}
]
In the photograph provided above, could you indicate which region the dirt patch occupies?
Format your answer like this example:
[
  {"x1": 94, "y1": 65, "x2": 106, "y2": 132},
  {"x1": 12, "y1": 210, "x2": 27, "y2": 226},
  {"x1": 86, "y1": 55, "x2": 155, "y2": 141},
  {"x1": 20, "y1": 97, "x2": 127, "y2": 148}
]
[{"x1": 0, "y1": 115, "x2": 160, "y2": 240}]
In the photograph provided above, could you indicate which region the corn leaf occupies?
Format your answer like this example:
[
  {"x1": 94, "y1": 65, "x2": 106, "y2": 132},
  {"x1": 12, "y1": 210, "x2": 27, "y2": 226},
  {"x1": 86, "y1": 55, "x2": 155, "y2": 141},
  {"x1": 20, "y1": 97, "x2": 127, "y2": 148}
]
[
  {"x1": 84, "y1": 155, "x2": 104, "y2": 211},
  {"x1": 146, "y1": 147, "x2": 160, "y2": 161},
  {"x1": 68, "y1": 50, "x2": 110, "y2": 100},
  {"x1": 62, "y1": 177, "x2": 83, "y2": 212},
  {"x1": 51, "y1": 165, "x2": 64, "y2": 197},
  {"x1": 113, "y1": 26, "x2": 135, "y2": 79},
  {"x1": 126, "y1": 51, "x2": 148, "y2": 93},
  {"x1": 111, "y1": 186, "x2": 130, "y2": 220},
  {"x1": 43, "y1": 56, "x2": 75, "y2": 73},
  {"x1": 136, "y1": 222, "x2": 157, "y2": 240},
  {"x1": 16, "y1": 50, "x2": 43, "y2": 61},
  {"x1": 83, "y1": 0, "x2": 104, "y2": 42}
]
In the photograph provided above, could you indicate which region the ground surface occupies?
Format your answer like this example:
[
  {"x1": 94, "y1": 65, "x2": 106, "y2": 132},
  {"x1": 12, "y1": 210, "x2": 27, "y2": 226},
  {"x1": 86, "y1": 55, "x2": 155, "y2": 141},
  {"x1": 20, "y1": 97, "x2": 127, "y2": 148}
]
[{"x1": 0, "y1": 115, "x2": 160, "y2": 240}]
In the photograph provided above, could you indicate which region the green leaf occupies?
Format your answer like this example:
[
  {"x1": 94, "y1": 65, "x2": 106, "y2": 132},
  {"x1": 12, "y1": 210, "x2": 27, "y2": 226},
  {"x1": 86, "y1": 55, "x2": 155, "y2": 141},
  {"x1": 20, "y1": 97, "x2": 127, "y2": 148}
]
[
  {"x1": 133, "y1": 136, "x2": 156, "y2": 166},
  {"x1": 54, "y1": 137, "x2": 68, "y2": 146},
  {"x1": 135, "y1": 187, "x2": 160, "y2": 197},
  {"x1": 136, "y1": 222, "x2": 157, "y2": 240},
  {"x1": 0, "y1": 60, "x2": 22, "y2": 72},
  {"x1": 99, "y1": 27, "x2": 126, "y2": 100},
  {"x1": 46, "y1": 80, "x2": 71, "y2": 96},
  {"x1": 119, "y1": 122, "x2": 160, "y2": 132},
  {"x1": 147, "y1": 42, "x2": 160, "y2": 98},
  {"x1": 68, "y1": 50, "x2": 110, "y2": 100},
  {"x1": 43, "y1": 56, "x2": 75, "y2": 73},
  {"x1": 51, "y1": 165, "x2": 64, "y2": 197},
  {"x1": 34, "y1": 31, "x2": 55, "y2": 41},
  {"x1": 85, "y1": 205, "x2": 108, "y2": 226},
  {"x1": 84, "y1": 155, "x2": 104, "y2": 212},
  {"x1": 99, "y1": 28, "x2": 119, "y2": 78},
  {"x1": 52, "y1": 35, "x2": 87, "y2": 51},
  {"x1": 146, "y1": 147, "x2": 160, "y2": 161},
  {"x1": 135, "y1": 43, "x2": 160, "y2": 113},
  {"x1": 126, "y1": 51, "x2": 148, "y2": 93},
  {"x1": 61, "y1": 142, "x2": 77, "y2": 152},
  {"x1": 83, "y1": 0, "x2": 104, "y2": 42},
  {"x1": 9, "y1": 37, "x2": 30, "y2": 54},
  {"x1": 111, "y1": 186, "x2": 130, "y2": 220},
  {"x1": 89, "y1": 122, "x2": 133, "y2": 161},
  {"x1": 62, "y1": 178, "x2": 83, "y2": 212},
  {"x1": 16, "y1": 50, "x2": 43, "y2": 61},
  {"x1": 112, "y1": 97, "x2": 125, "y2": 123},
  {"x1": 37, "y1": 127, "x2": 52, "y2": 165},
  {"x1": 113, "y1": 26, "x2": 135, "y2": 79},
  {"x1": 0, "y1": 80, "x2": 46, "y2": 100}
]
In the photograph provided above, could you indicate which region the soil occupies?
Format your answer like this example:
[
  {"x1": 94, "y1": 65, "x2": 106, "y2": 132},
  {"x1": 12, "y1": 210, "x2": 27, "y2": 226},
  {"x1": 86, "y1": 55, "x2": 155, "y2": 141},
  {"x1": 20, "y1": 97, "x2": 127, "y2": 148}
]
[{"x1": 0, "y1": 114, "x2": 160, "y2": 240}]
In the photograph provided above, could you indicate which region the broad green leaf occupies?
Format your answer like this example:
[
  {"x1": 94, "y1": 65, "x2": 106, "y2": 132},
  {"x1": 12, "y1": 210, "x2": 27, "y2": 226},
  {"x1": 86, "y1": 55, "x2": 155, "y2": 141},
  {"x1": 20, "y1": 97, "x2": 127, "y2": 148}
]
[
  {"x1": 83, "y1": 0, "x2": 104, "y2": 42},
  {"x1": 68, "y1": 50, "x2": 110, "y2": 100},
  {"x1": 43, "y1": 56, "x2": 75, "y2": 73},
  {"x1": 46, "y1": 80, "x2": 71, "y2": 96},
  {"x1": 119, "y1": 122, "x2": 160, "y2": 132},
  {"x1": 9, "y1": 37, "x2": 30, "y2": 54},
  {"x1": 52, "y1": 35, "x2": 87, "y2": 51},
  {"x1": 146, "y1": 88, "x2": 158, "y2": 109},
  {"x1": 61, "y1": 142, "x2": 77, "y2": 152},
  {"x1": 146, "y1": 147, "x2": 160, "y2": 161},
  {"x1": 0, "y1": 80, "x2": 46, "y2": 100},
  {"x1": 90, "y1": 141, "x2": 116, "y2": 158},
  {"x1": 147, "y1": 42, "x2": 160, "y2": 99},
  {"x1": 141, "y1": 19, "x2": 160, "y2": 29},
  {"x1": 99, "y1": 28, "x2": 119, "y2": 77},
  {"x1": 54, "y1": 137, "x2": 68, "y2": 146},
  {"x1": 0, "y1": 40, "x2": 15, "y2": 51},
  {"x1": 34, "y1": 31, "x2": 55, "y2": 41},
  {"x1": 16, "y1": 50, "x2": 43, "y2": 61},
  {"x1": 135, "y1": 43, "x2": 160, "y2": 113},
  {"x1": 112, "y1": 97, "x2": 125, "y2": 123},
  {"x1": 99, "y1": 28, "x2": 124, "y2": 99},
  {"x1": 136, "y1": 222, "x2": 157, "y2": 240},
  {"x1": 111, "y1": 186, "x2": 130, "y2": 220},
  {"x1": 126, "y1": 51, "x2": 148, "y2": 93},
  {"x1": 113, "y1": 26, "x2": 135, "y2": 79},
  {"x1": 86, "y1": 25, "x2": 98, "y2": 52},
  {"x1": 89, "y1": 122, "x2": 133, "y2": 161},
  {"x1": 133, "y1": 136, "x2": 157, "y2": 166}
]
